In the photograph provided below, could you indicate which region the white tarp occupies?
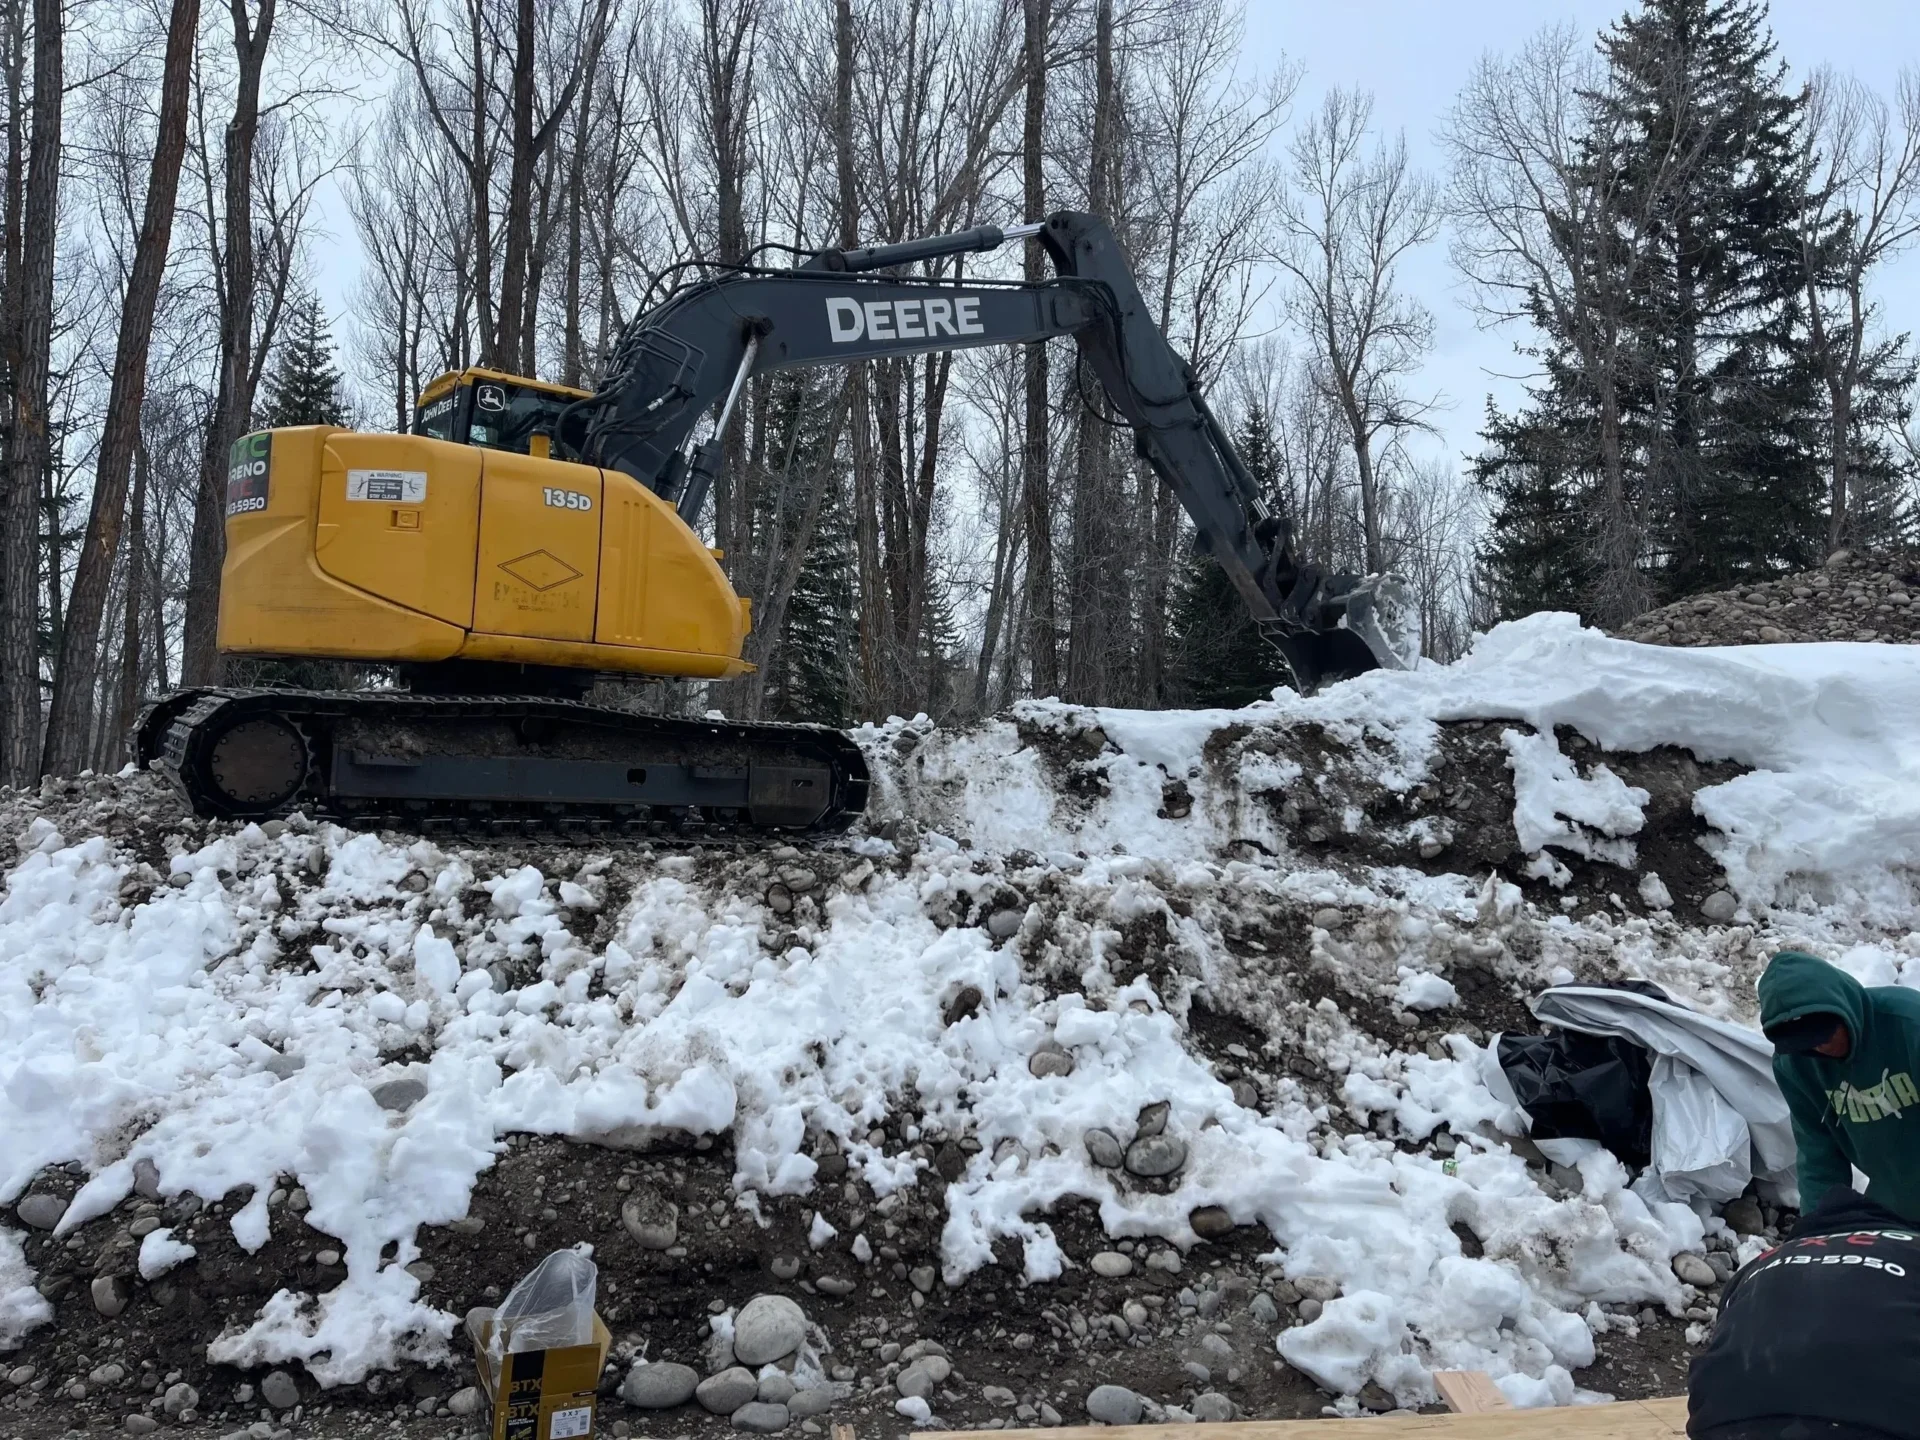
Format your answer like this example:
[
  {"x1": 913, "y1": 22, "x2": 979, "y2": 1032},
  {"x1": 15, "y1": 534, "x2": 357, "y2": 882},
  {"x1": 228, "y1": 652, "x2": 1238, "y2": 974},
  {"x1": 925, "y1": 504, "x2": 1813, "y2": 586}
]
[{"x1": 1528, "y1": 984, "x2": 1796, "y2": 1203}]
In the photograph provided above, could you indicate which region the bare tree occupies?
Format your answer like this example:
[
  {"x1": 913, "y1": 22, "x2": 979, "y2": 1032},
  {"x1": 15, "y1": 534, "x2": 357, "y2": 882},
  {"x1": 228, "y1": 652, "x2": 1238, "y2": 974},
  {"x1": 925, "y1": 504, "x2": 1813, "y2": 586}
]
[
  {"x1": 1443, "y1": 24, "x2": 1698, "y2": 625},
  {"x1": 1796, "y1": 66, "x2": 1920, "y2": 551},
  {"x1": 43, "y1": 0, "x2": 202, "y2": 775},
  {"x1": 0, "y1": 0, "x2": 57, "y2": 783},
  {"x1": 1017, "y1": 0, "x2": 1055, "y2": 697},
  {"x1": 1273, "y1": 87, "x2": 1439, "y2": 577}
]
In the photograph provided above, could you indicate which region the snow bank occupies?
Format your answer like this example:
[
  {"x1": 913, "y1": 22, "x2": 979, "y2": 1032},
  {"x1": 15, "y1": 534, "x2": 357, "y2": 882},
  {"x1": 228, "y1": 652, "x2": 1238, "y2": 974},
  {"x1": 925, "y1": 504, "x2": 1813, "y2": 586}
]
[{"x1": 5, "y1": 613, "x2": 1919, "y2": 1397}]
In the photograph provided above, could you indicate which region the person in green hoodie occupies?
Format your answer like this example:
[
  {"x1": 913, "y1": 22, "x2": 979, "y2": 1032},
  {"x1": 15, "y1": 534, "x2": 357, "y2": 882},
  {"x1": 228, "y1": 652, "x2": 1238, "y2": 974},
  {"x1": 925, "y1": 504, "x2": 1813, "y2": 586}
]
[{"x1": 1758, "y1": 948, "x2": 1920, "y2": 1225}]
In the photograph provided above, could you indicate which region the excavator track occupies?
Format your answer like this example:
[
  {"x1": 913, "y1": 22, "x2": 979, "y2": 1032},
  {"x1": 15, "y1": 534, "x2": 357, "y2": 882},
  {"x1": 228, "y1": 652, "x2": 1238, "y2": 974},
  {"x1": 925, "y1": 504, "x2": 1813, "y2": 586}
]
[{"x1": 136, "y1": 688, "x2": 870, "y2": 841}]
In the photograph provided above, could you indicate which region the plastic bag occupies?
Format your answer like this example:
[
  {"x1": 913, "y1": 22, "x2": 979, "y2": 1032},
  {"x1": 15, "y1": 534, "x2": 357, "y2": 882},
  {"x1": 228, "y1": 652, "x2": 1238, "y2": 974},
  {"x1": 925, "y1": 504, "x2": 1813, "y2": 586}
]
[
  {"x1": 495, "y1": 1249, "x2": 598, "y2": 1356},
  {"x1": 1494, "y1": 1030, "x2": 1654, "y2": 1165},
  {"x1": 1649, "y1": 1054, "x2": 1752, "y2": 1202}
]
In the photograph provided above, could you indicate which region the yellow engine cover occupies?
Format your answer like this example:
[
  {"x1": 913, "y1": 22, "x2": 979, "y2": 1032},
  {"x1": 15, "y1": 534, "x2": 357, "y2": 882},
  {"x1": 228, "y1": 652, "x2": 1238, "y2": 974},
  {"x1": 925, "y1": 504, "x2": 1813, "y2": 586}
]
[{"x1": 218, "y1": 426, "x2": 752, "y2": 679}]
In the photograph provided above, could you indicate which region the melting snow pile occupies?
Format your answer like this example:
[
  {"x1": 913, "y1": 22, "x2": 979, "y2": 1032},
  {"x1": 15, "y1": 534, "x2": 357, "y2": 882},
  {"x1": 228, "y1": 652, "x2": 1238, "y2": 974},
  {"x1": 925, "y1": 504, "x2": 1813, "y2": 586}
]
[{"x1": 6, "y1": 613, "x2": 1920, "y2": 1408}]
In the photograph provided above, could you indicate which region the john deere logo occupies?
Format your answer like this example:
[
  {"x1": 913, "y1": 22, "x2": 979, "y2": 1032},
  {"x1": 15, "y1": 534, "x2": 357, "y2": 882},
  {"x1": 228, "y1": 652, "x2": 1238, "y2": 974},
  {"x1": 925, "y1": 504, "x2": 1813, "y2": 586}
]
[{"x1": 498, "y1": 550, "x2": 582, "y2": 591}]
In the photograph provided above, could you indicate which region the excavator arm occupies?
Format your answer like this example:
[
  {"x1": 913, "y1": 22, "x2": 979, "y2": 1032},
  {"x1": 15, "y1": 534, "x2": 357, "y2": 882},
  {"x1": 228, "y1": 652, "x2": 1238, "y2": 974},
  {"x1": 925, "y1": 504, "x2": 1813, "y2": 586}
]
[{"x1": 561, "y1": 211, "x2": 1415, "y2": 691}]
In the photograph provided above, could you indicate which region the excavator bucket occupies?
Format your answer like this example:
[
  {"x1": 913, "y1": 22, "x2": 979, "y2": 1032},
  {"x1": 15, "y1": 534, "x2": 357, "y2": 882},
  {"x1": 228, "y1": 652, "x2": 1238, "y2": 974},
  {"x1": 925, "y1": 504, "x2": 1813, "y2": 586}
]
[{"x1": 1269, "y1": 575, "x2": 1422, "y2": 693}]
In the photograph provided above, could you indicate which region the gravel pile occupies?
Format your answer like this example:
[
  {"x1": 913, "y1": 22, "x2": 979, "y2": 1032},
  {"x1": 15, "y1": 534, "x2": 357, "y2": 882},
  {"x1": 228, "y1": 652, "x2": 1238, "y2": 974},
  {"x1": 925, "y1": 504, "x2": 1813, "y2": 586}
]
[{"x1": 1616, "y1": 550, "x2": 1920, "y2": 647}]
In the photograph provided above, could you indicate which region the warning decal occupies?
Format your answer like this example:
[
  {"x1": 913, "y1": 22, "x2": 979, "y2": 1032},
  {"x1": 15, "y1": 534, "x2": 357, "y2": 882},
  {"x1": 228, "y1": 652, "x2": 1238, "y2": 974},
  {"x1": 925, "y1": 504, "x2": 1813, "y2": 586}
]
[{"x1": 346, "y1": 468, "x2": 429, "y2": 504}]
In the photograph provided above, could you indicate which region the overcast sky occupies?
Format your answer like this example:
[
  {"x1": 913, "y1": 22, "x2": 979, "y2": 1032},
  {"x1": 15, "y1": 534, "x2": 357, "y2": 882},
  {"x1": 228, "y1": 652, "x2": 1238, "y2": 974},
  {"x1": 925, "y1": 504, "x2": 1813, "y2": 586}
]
[
  {"x1": 317, "y1": 1, "x2": 1919, "y2": 468},
  {"x1": 1247, "y1": 0, "x2": 1920, "y2": 468}
]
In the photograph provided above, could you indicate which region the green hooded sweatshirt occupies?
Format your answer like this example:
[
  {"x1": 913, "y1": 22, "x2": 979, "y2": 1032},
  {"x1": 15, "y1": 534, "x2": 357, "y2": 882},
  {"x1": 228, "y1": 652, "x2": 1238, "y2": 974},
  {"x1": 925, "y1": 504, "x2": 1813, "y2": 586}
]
[{"x1": 1758, "y1": 949, "x2": 1920, "y2": 1224}]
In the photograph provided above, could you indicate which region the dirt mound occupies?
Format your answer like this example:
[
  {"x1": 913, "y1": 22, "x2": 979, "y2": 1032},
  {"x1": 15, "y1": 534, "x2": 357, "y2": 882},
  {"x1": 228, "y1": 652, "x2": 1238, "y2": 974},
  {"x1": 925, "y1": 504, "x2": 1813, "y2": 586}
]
[{"x1": 1617, "y1": 549, "x2": 1920, "y2": 647}]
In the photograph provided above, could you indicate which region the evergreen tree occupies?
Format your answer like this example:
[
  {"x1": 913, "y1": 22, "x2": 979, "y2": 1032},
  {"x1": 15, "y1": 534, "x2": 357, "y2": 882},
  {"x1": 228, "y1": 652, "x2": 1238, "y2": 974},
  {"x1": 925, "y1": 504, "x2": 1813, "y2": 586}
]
[
  {"x1": 257, "y1": 293, "x2": 350, "y2": 428},
  {"x1": 1168, "y1": 404, "x2": 1293, "y2": 704},
  {"x1": 1473, "y1": 0, "x2": 1833, "y2": 619}
]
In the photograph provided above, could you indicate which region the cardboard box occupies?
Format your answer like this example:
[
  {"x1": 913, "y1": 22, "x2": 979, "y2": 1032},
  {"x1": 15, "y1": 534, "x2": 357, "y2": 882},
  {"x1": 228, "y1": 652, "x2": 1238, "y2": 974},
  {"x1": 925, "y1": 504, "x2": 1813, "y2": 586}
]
[{"x1": 467, "y1": 1308, "x2": 612, "y2": 1440}]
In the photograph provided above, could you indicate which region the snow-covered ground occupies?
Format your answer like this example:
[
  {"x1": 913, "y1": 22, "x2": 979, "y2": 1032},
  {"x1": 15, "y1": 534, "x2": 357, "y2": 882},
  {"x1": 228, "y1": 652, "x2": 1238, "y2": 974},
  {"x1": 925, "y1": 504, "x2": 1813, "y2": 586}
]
[{"x1": 6, "y1": 613, "x2": 1920, "y2": 1419}]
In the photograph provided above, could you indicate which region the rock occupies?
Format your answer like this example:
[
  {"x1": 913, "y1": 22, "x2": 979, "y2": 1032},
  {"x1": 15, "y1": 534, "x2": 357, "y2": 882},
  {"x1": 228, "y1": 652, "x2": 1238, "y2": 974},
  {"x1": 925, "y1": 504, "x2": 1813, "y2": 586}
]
[
  {"x1": 448, "y1": 1387, "x2": 483, "y2": 1417},
  {"x1": 732, "y1": 1294, "x2": 809, "y2": 1365},
  {"x1": 14, "y1": 1192, "x2": 67, "y2": 1230},
  {"x1": 943, "y1": 985, "x2": 984, "y2": 1025},
  {"x1": 1198, "y1": 1333, "x2": 1233, "y2": 1360},
  {"x1": 1700, "y1": 891, "x2": 1739, "y2": 924},
  {"x1": 732, "y1": 1402, "x2": 790, "y2": 1433},
  {"x1": 769, "y1": 1254, "x2": 802, "y2": 1281},
  {"x1": 1311, "y1": 907, "x2": 1344, "y2": 929},
  {"x1": 895, "y1": 1397, "x2": 932, "y2": 1424},
  {"x1": 316, "y1": 1249, "x2": 341, "y2": 1267},
  {"x1": 1189, "y1": 1205, "x2": 1233, "y2": 1239},
  {"x1": 7, "y1": 1365, "x2": 34, "y2": 1386},
  {"x1": 1229, "y1": 1080, "x2": 1260, "y2": 1110},
  {"x1": 371, "y1": 1076, "x2": 428, "y2": 1112},
  {"x1": 1192, "y1": 1393, "x2": 1233, "y2": 1424},
  {"x1": 758, "y1": 1373, "x2": 797, "y2": 1406},
  {"x1": 895, "y1": 1365, "x2": 936, "y2": 1401},
  {"x1": 1124, "y1": 1132, "x2": 1187, "y2": 1177},
  {"x1": 767, "y1": 883, "x2": 795, "y2": 915},
  {"x1": 1724, "y1": 1197, "x2": 1766, "y2": 1236},
  {"x1": 1249, "y1": 1292, "x2": 1279, "y2": 1325},
  {"x1": 1135, "y1": 1100, "x2": 1171, "y2": 1138},
  {"x1": 162, "y1": 1382, "x2": 199, "y2": 1418},
  {"x1": 1084, "y1": 1128, "x2": 1124, "y2": 1168},
  {"x1": 129, "y1": 1216, "x2": 160, "y2": 1238},
  {"x1": 908, "y1": 1265, "x2": 936, "y2": 1294},
  {"x1": 1090, "y1": 1251, "x2": 1133, "y2": 1278},
  {"x1": 1295, "y1": 1274, "x2": 1341, "y2": 1302},
  {"x1": 405, "y1": 1260, "x2": 435, "y2": 1282},
  {"x1": 1759, "y1": 625, "x2": 1788, "y2": 643},
  {"x1": 90, "y1": 1363, "x2": 126, "y2": 1386},
  {"x1": 263, "y1": 1052, "x2": 305, "y2": 1079},
  {"x1": 622, "y1": 1361, "x2": 699, "y2": 1409},
  {"x1": 1040, "y1": 1403, "x2": 1063, "y2": 1426},
  {"x1": 782, "y1": 868, "x2": 819, "y2": 893},
  {"x1": 621, "y1": 1187, "x2": 680, "y2": 1250},
  {"x1": 986, "y1": 908, "x2": 1024, "y2": 939},
  {"x1": 91, "y1": 1274, "x2": 129, "y2": 1318},
  {"x1": 1085, "y1": 1385, "x2": 1143, "y2": 1426},
  {"x1": 982, "y1": 1385, "x2": 1017, "y2": 1406},
  {"x1": 132, "y1": 1159, "x2": 163, "y2": 1200},
  {"x1": 1182, "y1": 1362, "x2": 1211, "y2": 1385},
  {"x1": 1028, "y1": 1047, "x2": 1074, "y2": 1078},
  {"x1": 260, "y1": 1371, "x2": 300, "y2": 1411},
  {"x1": 1673, "y1": 1252, "x2": 1719, "y2": 1288},
  {"x1": 1704, "y1": 1250, "x2": 1736, "y2": 1283},
  {"x1": 917, "y1": 1355, "x2": 952, "y2": 1383},
  {"x1": 788, "y1": 1389, "x2": 836, "y2": 1420},
  {"x1": 697, "y1": 1367, "x2": 760, "y2": 1415},
  {"x1": 1358, "y1": 1383, "x2": 1397, "y2": 1413},
  {"x1": 124, "y1": 1417, "x2": 160, "y2": 1436},
  {"x1": 814, "y1": 1276, "x2": 855, "y2": 1297},
  {"x1": 1297, "y1": 1297, "x2": 1324, "y2": 1322}
]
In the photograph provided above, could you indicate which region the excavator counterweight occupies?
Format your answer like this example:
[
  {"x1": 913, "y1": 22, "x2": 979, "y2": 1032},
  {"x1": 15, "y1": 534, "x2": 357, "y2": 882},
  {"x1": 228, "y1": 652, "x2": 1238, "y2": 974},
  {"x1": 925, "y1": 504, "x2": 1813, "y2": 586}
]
[{"x1": 144, "y1": 212, "x2": 1413, "y2": 834}]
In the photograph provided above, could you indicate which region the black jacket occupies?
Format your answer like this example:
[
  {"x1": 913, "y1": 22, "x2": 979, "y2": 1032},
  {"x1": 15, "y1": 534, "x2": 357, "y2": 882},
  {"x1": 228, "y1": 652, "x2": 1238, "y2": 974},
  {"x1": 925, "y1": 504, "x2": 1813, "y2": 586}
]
[{"x1": 1689, "y1": 1190, "x2": 1920, "y2": 1440}]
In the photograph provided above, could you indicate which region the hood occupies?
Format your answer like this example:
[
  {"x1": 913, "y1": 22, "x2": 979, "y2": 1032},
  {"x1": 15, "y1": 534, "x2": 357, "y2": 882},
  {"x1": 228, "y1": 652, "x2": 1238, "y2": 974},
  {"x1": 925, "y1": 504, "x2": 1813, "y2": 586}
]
[{"x1": 1758, "y1": 949, "x2": 1867, "y2": 1036}]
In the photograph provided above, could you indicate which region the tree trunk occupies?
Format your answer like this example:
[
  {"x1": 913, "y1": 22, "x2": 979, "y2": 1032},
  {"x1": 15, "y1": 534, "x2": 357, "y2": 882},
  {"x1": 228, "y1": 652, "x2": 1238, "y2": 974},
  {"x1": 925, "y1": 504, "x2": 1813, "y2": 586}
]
[
  {"x1": 115, "y1": 440, "x2": 147, "y2": 759},
  {"x1": 0, "y1": 0, "x2": 58, "y2": 783},
  {"x1": 41, "y1": 0, "x2": 199, "y2": 776},
  {"x1": 182, "y1": 0, "x2": 275, "y2": 686},
  {"x1": 1018, "y1": 0, "x2": 1055, "y2": 697},
  {"x1": 1062, "y1": 0, "x2": 1113, "y2": 704}
]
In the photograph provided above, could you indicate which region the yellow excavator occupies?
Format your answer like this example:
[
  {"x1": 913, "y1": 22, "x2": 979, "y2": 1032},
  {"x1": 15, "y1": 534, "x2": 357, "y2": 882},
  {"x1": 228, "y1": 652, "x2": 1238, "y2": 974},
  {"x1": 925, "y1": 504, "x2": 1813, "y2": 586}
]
[{"x1": 138, "y1": 213, "x2": 1415, "y2": 837}]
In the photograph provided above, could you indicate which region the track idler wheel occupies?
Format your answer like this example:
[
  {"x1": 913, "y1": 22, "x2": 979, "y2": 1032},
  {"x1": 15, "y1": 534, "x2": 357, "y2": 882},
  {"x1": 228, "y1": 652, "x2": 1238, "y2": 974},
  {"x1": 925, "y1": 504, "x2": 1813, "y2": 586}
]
[{"x1": 205, "y1": 715, "x2": 308, "y2": 813}]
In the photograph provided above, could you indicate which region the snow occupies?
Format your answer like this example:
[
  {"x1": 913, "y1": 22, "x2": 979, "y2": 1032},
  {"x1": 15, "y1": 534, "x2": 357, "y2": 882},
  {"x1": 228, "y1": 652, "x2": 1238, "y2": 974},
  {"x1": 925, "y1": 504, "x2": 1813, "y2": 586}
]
[
  {"x1": 8, "y1": 613, "x2": 1920, "y2": 1397},
  {"x1": 137, "y1": 1227, "x2": 197, "y2": 1280}
]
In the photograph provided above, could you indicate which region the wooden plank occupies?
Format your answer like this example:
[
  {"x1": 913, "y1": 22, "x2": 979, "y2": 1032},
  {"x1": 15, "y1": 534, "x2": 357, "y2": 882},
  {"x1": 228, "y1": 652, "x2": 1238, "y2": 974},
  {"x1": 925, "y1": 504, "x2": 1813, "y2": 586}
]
[
  {"x1": 830, "y1": 1425, "x2": 856, "y2": 1440},
  {"x1": 1433, "y1": 1372, "x2": 1513, "y2": 1414},
  {"x1": 922, "y1": 1395, "x2": 1687, "y2": 1440}
]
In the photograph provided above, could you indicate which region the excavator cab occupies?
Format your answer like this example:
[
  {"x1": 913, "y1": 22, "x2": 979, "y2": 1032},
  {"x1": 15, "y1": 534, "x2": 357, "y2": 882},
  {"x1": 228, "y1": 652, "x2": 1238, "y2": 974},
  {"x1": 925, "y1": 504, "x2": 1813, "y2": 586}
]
[{"x1": 412, "y1": 368, "x2": 591, "y2": 459}]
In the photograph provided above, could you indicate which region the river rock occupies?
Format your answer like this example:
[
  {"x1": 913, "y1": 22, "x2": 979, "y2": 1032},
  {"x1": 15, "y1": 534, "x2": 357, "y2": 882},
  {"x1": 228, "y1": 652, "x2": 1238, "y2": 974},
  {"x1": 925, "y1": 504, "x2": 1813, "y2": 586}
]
[
  {"x1": 14, "y1": 1193, "x2": 66, "y2": 1230},
  {"x1": 733, "y1": 1294, "x2": 808, "y2": 1365},
  {"x1": 90, "y1": 1275, "x2": 129, "y2": 1318},
  {"x1": 1085, "y1": 1385, "x2": 1143, "y2": 1426},
  {"x1": 1124, "y1": 1133, "x2": 1187, "y2": 1177},
  {"x1": 1028, "y1": 1047, "x2": 1074, "y2": 1078},
  {"x1": 789, "y1": 1388, "x2": 836, "y2": 1420},
  {"x1": 259, "y1": 1371, "x2": 299, "y2": 1410},
  {"x1": 621, "y1": 1361, "x2": 700, "y2": 1409},
  {"x1": 1084, "y1": 1128, "x2": 1124, "y2": 1168},
  {"x1": 1189, "y1": 1205, "x2": 1233, "y2": 1239},
  {"x1": 1723, "y1": 1197, "x2": 1766, "y2": 1236},
  {"x1": 161, "y1": 1383, "x2": 198, "y2": 1418},
  {"x1": 986, "y1": 908, "x2": 1024, "y2": 939},
  {"x1": 1135, "y1": 1100, "x2": 1170, "y2": 1138},
  {"x1": 621, "y1": 1187, "x2": 680, "y2": 1250},
  {"x1": 697, "y1": 1367, "x2": 759, "y2": 1415},
  {"x1": 448, "y1": 1388, "x2": 483, "y2": 1417},
  {"x1": 371, "y1": 1077, "x2": 428, "y2": 1112},
  {"x1": 731, "y1": 1402, "x2": 790, "y2": 1433},
  {"x1": 1700, "y1": 891, "x2": 1739, "y2": 923},
  {"x1": 895, "y1": 1365, "x2": 936, "y2": 1401},
  {"x1": 1295, "y1": 1274, "x2": 1341, "y2": 1302},
  {"x1": 1674, "y1": 1252, "x2": 1719, "y2": 1287},
  {"x1": 1192, "y1": 1393, "x2": 1233, "y2": 1423},
  {"x1": 123, "y1": 1417, "x2": 159, "y2": 1436},
  {"x1": 1090, "y1": 1252, "x2": 1133, "y2": 1278}
]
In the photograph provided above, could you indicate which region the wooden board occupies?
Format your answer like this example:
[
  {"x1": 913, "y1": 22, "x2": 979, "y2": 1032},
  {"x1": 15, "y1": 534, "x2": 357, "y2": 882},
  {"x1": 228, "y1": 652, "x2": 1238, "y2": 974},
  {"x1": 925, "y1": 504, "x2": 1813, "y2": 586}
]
[
  {"x1": 1433, "y1": 1372, "x2": 1514, "y2": 1414},
  {"x1": 922, "y1": 1396, "x2": 1688, "y2": 1440}
]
